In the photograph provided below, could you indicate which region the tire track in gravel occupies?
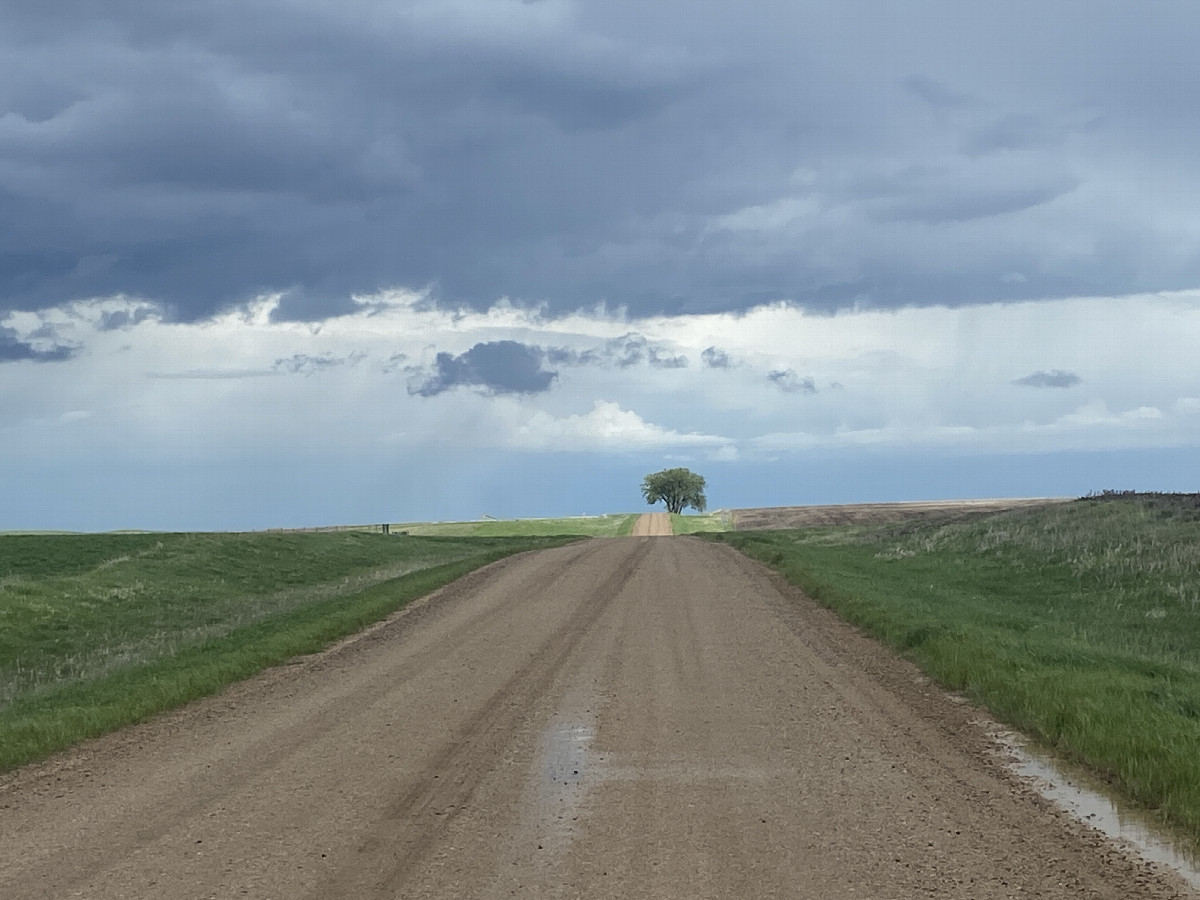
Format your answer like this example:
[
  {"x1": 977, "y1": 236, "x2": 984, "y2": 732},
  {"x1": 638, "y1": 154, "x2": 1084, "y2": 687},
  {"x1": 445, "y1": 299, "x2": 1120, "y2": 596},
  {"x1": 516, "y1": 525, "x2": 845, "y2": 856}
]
[
  {"x1": 315, "y1": 538, "x2": 653, "y2": 896},
  {"x1": 0, "y1": 539, "x2": 638, "y2": 898}
]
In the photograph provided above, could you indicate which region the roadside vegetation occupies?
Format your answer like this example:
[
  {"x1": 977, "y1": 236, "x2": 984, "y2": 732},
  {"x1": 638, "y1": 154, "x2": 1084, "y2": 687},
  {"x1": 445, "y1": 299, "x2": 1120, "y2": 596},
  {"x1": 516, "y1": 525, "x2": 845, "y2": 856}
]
[
  {"x1": 391, "y1": 514, "x2": 638, "y2": 538},
  {"x1": 0, "y1": 531, "x2": 576, "y2": 771},
  {"x1": 707, "y1": 493, "x2": 1200, "y2": 843},
  {"x1": 669, "y1": 512, "x2": 732, "y2": 534}
]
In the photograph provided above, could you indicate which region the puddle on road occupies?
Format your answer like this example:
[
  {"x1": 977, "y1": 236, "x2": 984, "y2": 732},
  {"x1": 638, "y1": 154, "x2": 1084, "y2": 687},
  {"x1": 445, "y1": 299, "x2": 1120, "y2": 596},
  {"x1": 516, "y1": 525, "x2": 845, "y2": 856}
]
[
  {"x1": 528, "y1": 708, "x2": 1200, "y2": 890},
  {"x1": 543, "y1": 723, "x2": 593, "y2": 794},
  {"x1": 998, "y1": 731, "x2": 1200, "y2": 891},
  {"x1": 534, "y1": 720, "x2": 596, "y2": 853},
  {"x1": 486, "y1": 714, "x2": 599, "y2": 897}
]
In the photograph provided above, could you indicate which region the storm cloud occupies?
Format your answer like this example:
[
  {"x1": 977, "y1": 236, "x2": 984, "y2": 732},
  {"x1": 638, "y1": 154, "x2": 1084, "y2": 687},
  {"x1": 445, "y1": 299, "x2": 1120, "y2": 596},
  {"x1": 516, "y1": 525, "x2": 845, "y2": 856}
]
[
  {"x1": 604, "y1": 334, "x2": 688, "y2": 369},
  {"x1": 409, "y1": 340, "x2": 557, "y2": 397},
  {"x1": 701, "y1": 347, "x2": 732, "y2": 369},
  {"x1": 768, "y1": 369, "x2": 817, "y2": 395},
  {"x1": 5, "y1": 2, "x2": 1200, "y2": 322},
  {"x1": 0, "y1": 326, "x2": 73, "y2": 363},
  {"x1": 1014, "y1": 370, "x2": 1082, "y2": 389},
  {"x1": 97, "y1": 305, "x2": 157, "y2": 332}
]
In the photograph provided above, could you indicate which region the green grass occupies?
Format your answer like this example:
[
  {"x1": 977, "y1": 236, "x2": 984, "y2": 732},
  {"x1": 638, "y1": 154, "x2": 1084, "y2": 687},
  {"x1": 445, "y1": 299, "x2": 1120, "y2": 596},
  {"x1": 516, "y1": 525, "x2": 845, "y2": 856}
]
[
  {"x1": 392, "y1": 514, "x2": 639, "y2": 537},
  {"x1": 669, "y1": 511, "x2": 733, "y2": 534},
  {"x1": 0, "y1": 531, "x2": 576, "y2": 770},
  {"x1": 706, "y1": 494, "x2": 1200, "y2": 843}
]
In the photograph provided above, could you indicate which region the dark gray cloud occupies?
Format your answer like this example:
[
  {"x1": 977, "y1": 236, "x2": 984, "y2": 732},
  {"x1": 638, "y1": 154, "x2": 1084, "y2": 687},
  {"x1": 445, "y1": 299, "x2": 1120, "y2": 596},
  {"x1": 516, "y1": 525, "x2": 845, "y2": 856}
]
[
  {"x1": 545, "y1": 333, "x2": 686, "y2": 369},
  {"x1": 1014, "y1": 370, "x2": 1082, "y2": 389},
  {"x1": 4, "y1": 1, "x2": 1200, "y2": 321},
  {"x1": 872, "y1": 171, "x2": 1081, "y2": 225},
  {"x1": 0, "y1": 326, "x2": 74, "y2": 363},
  {"x1": 769, "y1": 369, "x2": 817, "y2": 394},
  {"x1": 270, "y1": 289, "x2": 360, "y2": 324},
  {"x1": 274, "y1": 352, "x2": 365, "y2": 376},
  {"x1": 97, "y1": 305, "x2": 157, "y2": 331},
  {"x1": 701, "y1": 347, "x2": 731, "y2": 369},
  {"x1": 546, "y1": 346, "x2": 602, "y2": 367},
  {"x1": 903, "y1": 76, "x2": 974, "y2": 111},
  {"x1": 605, "y1": 334, "x2": 687, "y2": 369},
  {"x1": 961, "y1": 114, "x2": 1065, "y2": 158},
  {"x1": 409, "y1": 340, "x2": 556, "y2": 396},
  {"x1": 381, "y1": 352, "x2": 408, "y2": 374}
]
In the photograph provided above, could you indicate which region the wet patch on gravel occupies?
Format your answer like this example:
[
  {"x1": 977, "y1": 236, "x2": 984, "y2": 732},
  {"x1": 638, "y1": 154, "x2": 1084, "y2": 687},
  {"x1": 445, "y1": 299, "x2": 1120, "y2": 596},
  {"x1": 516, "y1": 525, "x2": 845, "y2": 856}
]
[
  {"x1": 995, "y1": 729, "x2": 1200, "y2": 891},
  {"x1": 538, "y1": 720, "x2": 594, "y2": 847}
]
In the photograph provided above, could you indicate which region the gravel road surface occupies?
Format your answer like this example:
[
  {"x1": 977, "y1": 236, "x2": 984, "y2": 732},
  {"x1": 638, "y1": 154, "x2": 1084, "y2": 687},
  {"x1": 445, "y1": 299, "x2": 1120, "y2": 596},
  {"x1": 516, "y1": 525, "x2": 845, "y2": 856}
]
[
  {"x1": 1, "y1": 536, "x2": 1193, "y2": 898},
  {"x1": 631, "y1": 512, "x2": 673, "y2": 536}
]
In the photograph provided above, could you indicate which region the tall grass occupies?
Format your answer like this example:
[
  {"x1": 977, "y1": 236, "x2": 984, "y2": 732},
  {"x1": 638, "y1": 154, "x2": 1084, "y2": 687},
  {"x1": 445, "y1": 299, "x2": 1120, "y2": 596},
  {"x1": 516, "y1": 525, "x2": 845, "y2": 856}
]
[
  {"x1": 0, "y1": 532, "x2": 575, "y2": 770},
  {"x1": 708, "y1": 494, "x2": 1200, "y2": 842}
]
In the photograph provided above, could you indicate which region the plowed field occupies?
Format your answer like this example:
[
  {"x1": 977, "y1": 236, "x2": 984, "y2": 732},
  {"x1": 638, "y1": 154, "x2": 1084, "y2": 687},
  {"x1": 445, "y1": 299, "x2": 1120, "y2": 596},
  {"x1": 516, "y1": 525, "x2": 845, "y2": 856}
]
[{"x1": 733, "y1": 497, "x2": 1069, "y2": 529}]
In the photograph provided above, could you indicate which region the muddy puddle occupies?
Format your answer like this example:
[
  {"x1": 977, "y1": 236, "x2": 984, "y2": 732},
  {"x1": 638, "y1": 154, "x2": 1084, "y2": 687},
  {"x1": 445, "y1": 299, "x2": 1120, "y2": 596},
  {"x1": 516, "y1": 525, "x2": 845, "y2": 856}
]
[{"x1": 997, "y1": 730, "x2": 1200, "y2": 890}]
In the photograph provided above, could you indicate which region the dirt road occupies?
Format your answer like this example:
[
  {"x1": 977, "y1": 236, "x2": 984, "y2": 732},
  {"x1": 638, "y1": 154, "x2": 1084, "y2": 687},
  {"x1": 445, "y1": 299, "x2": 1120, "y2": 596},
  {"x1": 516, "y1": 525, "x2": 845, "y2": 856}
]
[
  {"x1": 631, "y1": 512, "x2": 673, "y2": 535},
  {"x1": 1, "y1": 537, "x2": 1192, "y2": 898}
]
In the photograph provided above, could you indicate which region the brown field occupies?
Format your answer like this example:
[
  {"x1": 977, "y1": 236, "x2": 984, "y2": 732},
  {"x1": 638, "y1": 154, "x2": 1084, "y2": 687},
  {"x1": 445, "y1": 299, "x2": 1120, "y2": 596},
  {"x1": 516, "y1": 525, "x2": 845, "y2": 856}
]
[{"x1": 732, "y1": 497, "x2": 1071, "y2": 530}]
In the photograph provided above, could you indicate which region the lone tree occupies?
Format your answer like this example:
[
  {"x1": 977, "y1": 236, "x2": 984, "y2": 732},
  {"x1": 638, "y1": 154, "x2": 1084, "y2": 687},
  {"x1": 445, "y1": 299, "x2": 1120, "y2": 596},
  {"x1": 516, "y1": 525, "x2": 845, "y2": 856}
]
[{"x1": 641, "y1": 467, "x2": 707, "y2": 514}]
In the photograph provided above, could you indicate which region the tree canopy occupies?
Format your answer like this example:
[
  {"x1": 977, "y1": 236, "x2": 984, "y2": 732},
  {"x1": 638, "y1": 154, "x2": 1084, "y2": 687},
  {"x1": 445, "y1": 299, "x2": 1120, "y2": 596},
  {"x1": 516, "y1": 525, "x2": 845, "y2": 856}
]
[{"x1": 641, "y1": 468, "x2": 707, "y2": 515}]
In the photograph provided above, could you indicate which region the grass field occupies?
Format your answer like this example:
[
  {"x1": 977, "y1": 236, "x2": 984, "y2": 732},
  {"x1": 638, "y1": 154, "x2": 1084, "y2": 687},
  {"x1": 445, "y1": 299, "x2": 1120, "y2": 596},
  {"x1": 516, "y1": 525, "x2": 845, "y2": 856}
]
[
  {"x1": 707, "y1": 493, "x2": 1200, "y2": 843},
  {"x1": 0, "y1": 531, "x2": 576, "y2": 771},
  {"x1": 669, "y1": 511, "x2": 733, "y2": 534},
  {"x1": 391, "y1": 514, "x2": 639, "y2": 537}
]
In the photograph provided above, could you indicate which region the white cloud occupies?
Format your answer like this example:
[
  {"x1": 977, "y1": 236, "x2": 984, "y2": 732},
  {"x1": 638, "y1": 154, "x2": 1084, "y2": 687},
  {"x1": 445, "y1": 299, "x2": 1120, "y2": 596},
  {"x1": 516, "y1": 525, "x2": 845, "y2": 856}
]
[
  {"x1": 510, "y1": 400, "x2": 733, "y2": 453},
  {"x1": 3, "y1": 287, "x2": 1200, "y2": 469}
]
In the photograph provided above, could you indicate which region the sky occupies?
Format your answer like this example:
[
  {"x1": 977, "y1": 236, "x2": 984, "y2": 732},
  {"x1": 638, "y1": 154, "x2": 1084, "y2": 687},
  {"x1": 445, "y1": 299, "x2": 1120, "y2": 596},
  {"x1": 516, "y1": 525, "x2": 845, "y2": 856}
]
[{"x1": 3, "y1": 1, "x2": 1200, "y2": 530}]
